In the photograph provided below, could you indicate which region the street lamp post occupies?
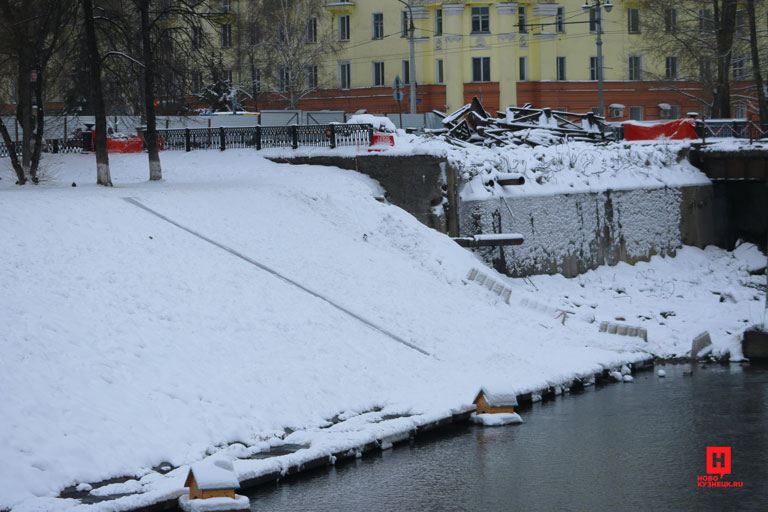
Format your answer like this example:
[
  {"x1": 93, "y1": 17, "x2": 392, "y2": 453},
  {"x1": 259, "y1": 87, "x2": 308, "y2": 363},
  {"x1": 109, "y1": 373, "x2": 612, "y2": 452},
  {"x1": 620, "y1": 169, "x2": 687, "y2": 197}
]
[
  {"x1": 582, "y1": 0, "x2": 612, "y2": 118},
  {"x1": 397, "y1": 0, "x2": 417, "y2": 114}
]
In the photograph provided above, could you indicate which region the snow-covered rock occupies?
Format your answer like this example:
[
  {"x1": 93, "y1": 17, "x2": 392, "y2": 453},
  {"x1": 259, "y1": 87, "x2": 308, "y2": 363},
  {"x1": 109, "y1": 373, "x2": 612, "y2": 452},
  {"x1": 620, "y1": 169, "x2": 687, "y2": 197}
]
[
  {"x1": 623, "y1": 375, "x2": 635, "y2": 383},
  {"x1": 609, "y1": 371, "x2": 624, "y2": 382},
  {"x1": 657, "y1": 369, "x2": 666, "y2": 378}
]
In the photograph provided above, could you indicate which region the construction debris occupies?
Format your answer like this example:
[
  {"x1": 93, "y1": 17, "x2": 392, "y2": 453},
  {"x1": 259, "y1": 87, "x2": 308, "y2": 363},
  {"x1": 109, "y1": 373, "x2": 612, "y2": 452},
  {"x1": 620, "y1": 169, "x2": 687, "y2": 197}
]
[{"x1": 429, "y1": 97, "x2": 613, "y2": 147}]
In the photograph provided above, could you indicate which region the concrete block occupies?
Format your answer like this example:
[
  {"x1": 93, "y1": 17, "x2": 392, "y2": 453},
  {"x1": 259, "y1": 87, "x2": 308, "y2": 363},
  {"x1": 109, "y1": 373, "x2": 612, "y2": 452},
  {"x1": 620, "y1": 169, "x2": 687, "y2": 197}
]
[
  {"x1": 616, "y1": 324, "x2": 629, "y2": 336},
  {"x1": 599, "y1": 321, "x2": 608, "y2": 332},
  {"x1": 607, "y1": 323, "x2": 618, "y2": 334},
  {"x1": 637, "y1": 327, "x2": 648, "y2": 341},
  {"x1": 691, "y1": 331, "x2": 712, "y2": 359}
]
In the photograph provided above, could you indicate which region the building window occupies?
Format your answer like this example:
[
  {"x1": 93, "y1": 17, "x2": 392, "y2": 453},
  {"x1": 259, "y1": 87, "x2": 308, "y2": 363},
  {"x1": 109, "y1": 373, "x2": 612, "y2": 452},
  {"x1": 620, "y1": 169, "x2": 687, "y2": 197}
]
[
  {"x1": 223, "y1": 69, "x2": 233, "y2": 85},
  {"x1": 339, "y1": 15, "x2": 350, "y2": 41},
  {"x1": 307, "y1": 66, "x2": 318, "y2": 89},
  {"x1": 519, "y1": 56, "x2": 527, "y2": 81},
  {"x1": 192, "y1": 71, "x2": 202, "y2": 93},
  {"x1": 436, "y1": 59, "x2": 444, "y2": 83},
  {"x1": 373, "y1": 61, "x2": 385, "y2": 86},
  {"x1": 221, "y1": 24, "x2": 231, "y2": 48},
  {"x1": 472, "y1": 56, "x2": 490, "y2": 82},
  {"x1": 471, "y1": 6, "x2": 490, "y2": 34},
  {"x1": 590, "y1": 56, "x2": 600, "y2": 80},
  {"x1": 629, "y1": 106, "x2": 643, "y2": 120},
  {"x1": 732, "y1": 56, "x2": 748, "y2": 80},
  {"x1": 338, "y1": 61, "x2": 350, "y2": 89},
  {"x1": 670, "y1": 105, "x2": 680, "y2": 119},
  {"x1": 307, "y1": 18, "x2": 317, "y2": 43},
  {"x1": 402, "y1": 60, "x2": 410, "y2": 84},
  {"x1": 221, "y1": 0, "x2": 231, "y2": 13},
  {"x1": 664, "y1": 8, "x2": 677, "y2": 33},
  {"x1": 278, "y1": 68, "x2": 289, "y2": 91},
  {"x1": 665, "y1": 56, "x2": 678, "y2": 79},
  {"x1": 736, "y1": 10, "x2": 746, "y2": 35},
  {"x1": 589, "y1": 7, "x2": 601, "y2": 33},
  {"x1": 556, "y1": 7, "x2": 565, "y2": 33},
  {"x1": 401, "y1": 11, "x2": 409, "y2": 37},
  {"x1": 699, "y1": 9, "x2": 714, "y2": 33},
  {"x1": 435, "y1": 8, "x2": 443, "y2": 36},
  {"x1": 556, "y1": 56, "x2": 566, "y2": 81},
  {"x1": 518, "y1": 6, "x2": 527, "y2": 34},
  {"x1": 372, "y1": 13, "x2": 384, "y2": 39},
  {"x1": 733, "y1": 103, "x2": 747, "y2": 118},
  {"x1": 628, "y1": 8, "x2": 641, "y2": 34},
  {"x1": 628, "y1": 55, "x2": 643, "y2": 80}
]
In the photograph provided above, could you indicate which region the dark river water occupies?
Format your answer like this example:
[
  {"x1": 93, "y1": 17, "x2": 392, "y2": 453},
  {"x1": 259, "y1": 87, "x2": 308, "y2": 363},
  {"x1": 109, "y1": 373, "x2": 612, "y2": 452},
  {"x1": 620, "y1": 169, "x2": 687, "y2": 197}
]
[{"x1": 248, "y1": 364, "x2": 768, "y2": 511}]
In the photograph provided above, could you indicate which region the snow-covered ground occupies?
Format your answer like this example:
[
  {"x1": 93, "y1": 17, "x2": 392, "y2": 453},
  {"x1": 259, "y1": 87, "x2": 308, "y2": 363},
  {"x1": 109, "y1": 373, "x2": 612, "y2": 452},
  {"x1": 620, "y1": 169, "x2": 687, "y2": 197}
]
[{"x1": 0, "y1": 148, "x2": 763, "y2": 511}]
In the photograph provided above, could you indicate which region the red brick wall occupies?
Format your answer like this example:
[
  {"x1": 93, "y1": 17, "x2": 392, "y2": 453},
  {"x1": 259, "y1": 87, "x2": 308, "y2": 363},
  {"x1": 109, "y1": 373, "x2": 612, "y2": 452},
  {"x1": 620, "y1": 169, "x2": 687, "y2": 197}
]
[
  {"x1": 249, "y1": 84, "x2": 447, "y2": 114},
  {"x1": 516, "y1": 81, "x2": 707, "y2": 121},
  {"x1": 463, "y1": 83, "x2": 500, "y2": 112}
]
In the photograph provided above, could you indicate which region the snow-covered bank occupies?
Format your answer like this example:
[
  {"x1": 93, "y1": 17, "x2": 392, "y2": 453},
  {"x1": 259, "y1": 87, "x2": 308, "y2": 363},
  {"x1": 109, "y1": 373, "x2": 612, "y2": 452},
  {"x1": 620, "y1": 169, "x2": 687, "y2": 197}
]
[{"x1": 0, "y1": 150, "x2": 761, "y2": 511}]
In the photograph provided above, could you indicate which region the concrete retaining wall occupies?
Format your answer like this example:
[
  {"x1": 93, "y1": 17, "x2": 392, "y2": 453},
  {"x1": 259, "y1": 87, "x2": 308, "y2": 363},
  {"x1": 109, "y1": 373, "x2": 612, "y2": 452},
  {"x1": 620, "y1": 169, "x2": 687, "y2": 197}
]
[{"x1": 460, "y1": 185, "x2": 716, "y2": 278}]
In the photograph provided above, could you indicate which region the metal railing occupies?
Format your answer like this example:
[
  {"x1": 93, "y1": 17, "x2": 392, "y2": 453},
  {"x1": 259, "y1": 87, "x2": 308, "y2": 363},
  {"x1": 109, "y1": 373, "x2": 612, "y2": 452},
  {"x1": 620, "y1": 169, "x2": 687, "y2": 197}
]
[
  {"x1": 154, "y1": 124, "x2": 373, "y2": 152},
  {"x1": 1, "y1": 139, "x2": 82, "y2": 158}
]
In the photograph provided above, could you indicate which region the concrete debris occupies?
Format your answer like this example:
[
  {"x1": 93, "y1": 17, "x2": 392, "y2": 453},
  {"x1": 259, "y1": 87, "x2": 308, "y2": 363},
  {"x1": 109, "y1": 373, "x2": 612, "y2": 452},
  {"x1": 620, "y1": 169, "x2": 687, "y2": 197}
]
[{"x1": 691, "y1": 331, "x2": 713, "y2": 359}]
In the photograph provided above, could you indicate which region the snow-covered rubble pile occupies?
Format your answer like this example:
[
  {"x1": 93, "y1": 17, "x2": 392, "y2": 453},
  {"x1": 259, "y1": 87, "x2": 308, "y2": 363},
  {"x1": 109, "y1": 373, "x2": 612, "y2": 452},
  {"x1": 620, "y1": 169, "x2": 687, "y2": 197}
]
[{"x1": 0, "y1": 150, "x2": 759, "y2": 511}]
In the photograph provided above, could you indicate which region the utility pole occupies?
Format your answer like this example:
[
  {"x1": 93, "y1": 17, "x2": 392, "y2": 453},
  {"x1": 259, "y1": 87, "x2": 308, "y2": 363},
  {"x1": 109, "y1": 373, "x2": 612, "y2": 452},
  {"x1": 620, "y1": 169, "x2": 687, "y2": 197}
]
[
  {"x1": 397, "y1": 0, "x2": 417, "y2": 114},
  {"x1": 582, "y1": 0, "x2": 613, "y2": 117}
]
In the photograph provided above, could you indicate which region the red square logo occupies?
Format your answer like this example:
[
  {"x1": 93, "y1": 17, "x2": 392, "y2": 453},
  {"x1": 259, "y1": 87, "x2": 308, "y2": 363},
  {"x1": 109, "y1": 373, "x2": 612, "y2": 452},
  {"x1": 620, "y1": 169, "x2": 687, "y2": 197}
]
[{"x1": 707, "y1": 446, "x2": 731, "y2": 478}]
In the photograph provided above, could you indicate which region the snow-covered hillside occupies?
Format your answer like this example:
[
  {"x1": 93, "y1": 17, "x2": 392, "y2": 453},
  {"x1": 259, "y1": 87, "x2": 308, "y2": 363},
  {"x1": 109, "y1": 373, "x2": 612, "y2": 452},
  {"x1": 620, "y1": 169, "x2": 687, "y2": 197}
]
[{"x1": 0, "y1": 150, "x2": 762, "y2": 511}]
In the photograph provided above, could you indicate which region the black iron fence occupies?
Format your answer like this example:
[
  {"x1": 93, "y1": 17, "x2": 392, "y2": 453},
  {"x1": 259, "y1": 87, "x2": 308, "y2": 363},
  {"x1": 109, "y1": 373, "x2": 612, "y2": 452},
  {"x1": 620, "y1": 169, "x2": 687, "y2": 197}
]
[
  {"x1": 1, "y1": 124, "x2": 374, "y2": 158},
  {"x1": 155, "y1": 124, "x2": 373, "y2": 152},
  {"x1": 0, "y1": 139, "x2": 83, "y2": 158}
]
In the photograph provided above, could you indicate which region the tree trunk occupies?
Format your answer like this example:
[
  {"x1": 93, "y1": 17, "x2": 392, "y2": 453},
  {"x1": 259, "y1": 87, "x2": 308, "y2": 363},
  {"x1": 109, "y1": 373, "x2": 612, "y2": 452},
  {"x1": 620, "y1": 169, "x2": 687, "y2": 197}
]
[
  {"x1": 83, "y1": 0, "x2": 112, "y2": 186},
  {"x1": 139, "y1": 0, "x2": 162, "y2": 181},
  {"x1": 712, "y1": 0, "x2": 738, "y2": 118},
  {"x1": 0, "y1": 117, "x2": 25, "y2": 184},
  {"x1": 18, "y1": 62, "x2": 33, "y2": 178},
  {"x1": 747, "y1": 0, "x2": 768, "y2": 124},
  {"x1": 29, "y1": 73, "x2": 44, "y2": 182}
]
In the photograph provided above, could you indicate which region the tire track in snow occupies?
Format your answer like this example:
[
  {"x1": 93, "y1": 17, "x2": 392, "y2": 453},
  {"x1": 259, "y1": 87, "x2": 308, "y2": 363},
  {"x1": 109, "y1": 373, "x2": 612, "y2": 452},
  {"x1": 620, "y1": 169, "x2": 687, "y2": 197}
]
[{"x1": 123, "y1": 197, "x2": 432, "y2": 357}]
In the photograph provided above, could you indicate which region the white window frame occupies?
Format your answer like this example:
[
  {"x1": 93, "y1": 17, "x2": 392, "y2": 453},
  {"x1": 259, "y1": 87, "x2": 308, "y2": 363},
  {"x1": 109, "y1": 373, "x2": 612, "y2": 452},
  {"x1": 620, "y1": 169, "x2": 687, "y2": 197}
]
[
  {"x1": 306, "y1": 18, "x2": 317, "y2": 43},
  {"x1": 307, "y1": 66, "x2": 318, "y2": 89},
  {"x1": 556, "y1": 56, "x2": 566, "y2": 81},
  {"x1": 556, "y1": 7, "x2": 565, "y2": 33},
  {"x1": 373, "y1": 61, "x2": 385, "y2": 86},
  {"x1": 221, "y1": 23, "x2": 232, "y2": 48},
  {"x1": 518, "y1": 6, "x2": 527, "y2": 34},
  {"x1": 472, "y1": 56, "x2": 491, "y2": 82},
  {"x1": 628, "y1": 8, "x2": 641, "y2": 34},
  {"x1": 471, "y1": 6, "x2": 490, "y2": 34},
  {"x1": 665, "y1": 56, "x2": 678, "y2": 79},
  {"x1": 339, "y1": 15, "x2": 350, "y2": 41},
  {"x1": 338, "y1": 61, "x2": 351, "y2": 89},
  {"x1": 628, "y1": 55, "x2": 643, "y2": 80},
  {"x1": 372, "y1": 13, "x2": 384, "y2": 40},
  {"x1": 435, "y1": 8, "x2": 443, "y2": 36}
]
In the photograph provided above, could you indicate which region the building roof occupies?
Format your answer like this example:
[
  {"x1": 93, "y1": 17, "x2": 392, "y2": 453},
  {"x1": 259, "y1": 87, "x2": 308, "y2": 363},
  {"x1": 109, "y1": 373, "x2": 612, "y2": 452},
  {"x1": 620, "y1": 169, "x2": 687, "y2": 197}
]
[
  {"x1": 475, "y1": 387, "x2": 519, "y2": 407},
  {"x1": 187, "y1": 459, "x2": 240, "y2": 490}
]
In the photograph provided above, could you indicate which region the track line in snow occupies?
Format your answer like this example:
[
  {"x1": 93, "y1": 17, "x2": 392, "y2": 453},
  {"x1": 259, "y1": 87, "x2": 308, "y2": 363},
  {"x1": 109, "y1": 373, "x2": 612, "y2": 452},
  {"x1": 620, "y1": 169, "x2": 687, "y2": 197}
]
[{"x1": 123, "y1": 197, "x2": 432, "y2": 357}]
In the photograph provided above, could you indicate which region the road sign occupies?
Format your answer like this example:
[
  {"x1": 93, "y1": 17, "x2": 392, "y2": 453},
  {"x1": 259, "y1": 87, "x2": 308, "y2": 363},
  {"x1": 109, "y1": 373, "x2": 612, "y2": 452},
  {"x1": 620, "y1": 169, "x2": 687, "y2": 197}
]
[
  {"x1": 393, "y1": 89, "x2": 404, "y2": 102},
  {"x1": 393, "y1": 76, "x2": 403, "y2": 90}
]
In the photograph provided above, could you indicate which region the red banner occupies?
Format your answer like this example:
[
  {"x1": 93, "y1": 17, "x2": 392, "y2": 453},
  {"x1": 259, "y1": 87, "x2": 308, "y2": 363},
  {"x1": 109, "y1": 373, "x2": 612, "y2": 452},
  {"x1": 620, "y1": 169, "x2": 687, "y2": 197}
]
[
  {"x1": 91, "y1": 131, "x2": 165, "y2": 153},
  {"x1": 623, "y1": 118, "x2": 698, "y2": 141}
]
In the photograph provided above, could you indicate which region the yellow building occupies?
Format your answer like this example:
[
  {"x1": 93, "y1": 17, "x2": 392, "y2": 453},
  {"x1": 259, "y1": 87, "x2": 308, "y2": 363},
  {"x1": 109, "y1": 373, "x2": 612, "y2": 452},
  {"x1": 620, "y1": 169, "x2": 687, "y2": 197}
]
[{"x1": 210, "y1": 1, "x2": 762, "y2": 121}]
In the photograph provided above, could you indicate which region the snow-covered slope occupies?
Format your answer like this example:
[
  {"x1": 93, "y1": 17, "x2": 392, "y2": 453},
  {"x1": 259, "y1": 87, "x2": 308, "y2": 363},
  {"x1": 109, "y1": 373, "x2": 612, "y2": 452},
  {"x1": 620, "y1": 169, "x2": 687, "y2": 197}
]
[{"x1": 0, "y1": 150, "x2": 761, "y2": 510}]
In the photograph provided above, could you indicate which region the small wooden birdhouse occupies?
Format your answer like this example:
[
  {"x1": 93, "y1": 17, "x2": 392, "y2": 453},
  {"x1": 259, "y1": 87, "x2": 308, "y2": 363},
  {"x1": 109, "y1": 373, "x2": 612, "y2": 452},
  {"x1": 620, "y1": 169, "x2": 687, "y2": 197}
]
[
  {"x1": 473, "y1": 387, "x2": 518, "y2": 414},
  {"x1": 185, "y1": 459, "x2": 240, "y2": 500}
]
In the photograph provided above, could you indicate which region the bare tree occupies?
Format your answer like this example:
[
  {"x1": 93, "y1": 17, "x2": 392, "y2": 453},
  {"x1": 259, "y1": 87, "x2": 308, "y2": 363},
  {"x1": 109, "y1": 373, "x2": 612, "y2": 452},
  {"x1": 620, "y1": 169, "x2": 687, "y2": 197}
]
[
  {"x1": 82, "y1": 0, "x2": 113, "y2": 186},
  {"x1": 242, "y1": 0, "x2": 339, "y2": 109},
  {"x1": 746, "y1": 0, "x2": 768, "y2": 123},
  {"x1": 0, "y1": 0, "x2": 76, "y2": 184},
  {"x1": 639, "y1": 0, "x2": 739, "y2": 118}
]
